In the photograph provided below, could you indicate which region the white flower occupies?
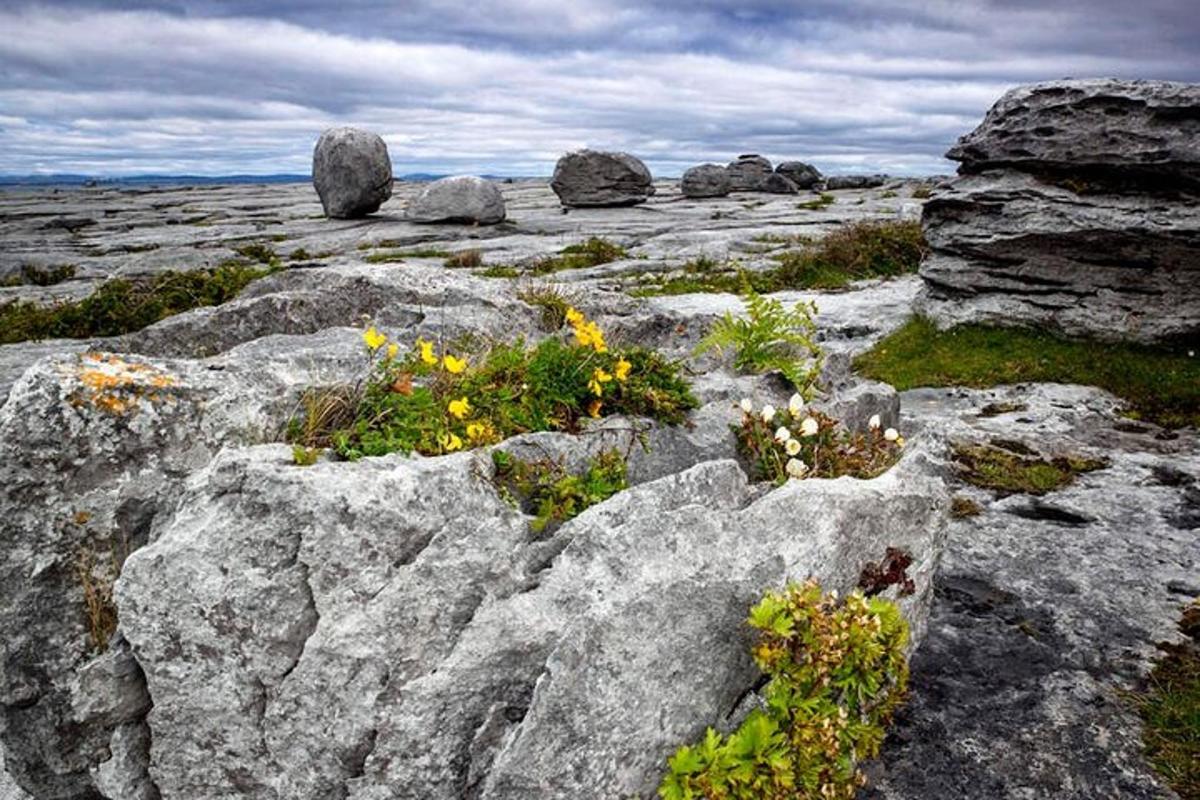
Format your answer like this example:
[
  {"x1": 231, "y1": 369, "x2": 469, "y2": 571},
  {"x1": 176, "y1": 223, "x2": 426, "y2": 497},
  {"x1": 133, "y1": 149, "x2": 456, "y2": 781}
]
[
  {"x1": 884, "y1": 427, "x2": 900, "y2": 441},
  {"x1": 788, "y1": 393, "x2": 805, "y2": 417},
  {"x1": 739, "y1": 397, "x2": 754, "y2": 414},
  {"x1": 800, "y1": 417, "x2": 819, "y2": 437},
  {"x1": 868, "y1": 414, "x2": 881, "y2": 430},
  {"x1": 774, "y1": 426, "x2": 792, "y2": 443},
  {"x1": 785, "y1": 438, "x2": 801, "y2": 455},
  {"x1": 785, "y1": 458, "x2": 808, "y2": 479},
  {"x1": 761, "y1": 404, "x2": 776, "y2": 423}
]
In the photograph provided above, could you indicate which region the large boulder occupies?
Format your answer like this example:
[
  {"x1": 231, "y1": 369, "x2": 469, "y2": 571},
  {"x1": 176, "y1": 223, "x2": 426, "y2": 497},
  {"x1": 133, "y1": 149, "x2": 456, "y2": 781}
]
[
  {"x1": 550, "y1": 150, "x2": 653, "y2": 207},
  {"x1": 406, "y1": 175, "x2": 506, "y2": 225},
  {"x1": 918, "y1": 79, "x2": 1200, "y2": 344},
  {"x1": 725, "y1": 154, "x2": 773, "y2": 191},
  {"x1": 312, "y1": 127, "x2": 393, "y2": 219},
  {"x1": 115, "y1": 440, "x2": 946, "y2": 799},
  {"x1": 825, "y1": 174, "x2": 888, "y2": 190},
  {"x1": 775, "y1": 161, "x2": 823, "y2": 190},
  {"x1": 762, "y1": 172, "x2": 799, "y2": 195},
  {"x1": 679, "y1": 164, "x2": 730, "y2": 198}
]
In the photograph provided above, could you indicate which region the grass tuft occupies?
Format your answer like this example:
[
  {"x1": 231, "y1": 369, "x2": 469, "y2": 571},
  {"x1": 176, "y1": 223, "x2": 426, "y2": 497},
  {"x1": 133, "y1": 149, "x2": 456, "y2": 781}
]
[
  {"x1": 855, "y1": 317, "x2": 1200, "y2": 428},
  {"x1": 1136, "y1": 602, "x2": 1200, "y2": 800},
  {"x1": 491, "y1": 448, "x2": 628, "y2": 534},
  {"x1": 444, "y1": 249, "x2": 483, "y2": 268}
]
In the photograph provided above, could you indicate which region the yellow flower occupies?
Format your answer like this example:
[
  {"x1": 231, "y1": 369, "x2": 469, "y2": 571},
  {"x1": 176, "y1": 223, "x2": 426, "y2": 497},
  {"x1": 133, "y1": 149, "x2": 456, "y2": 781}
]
[
  {"x1": 466, "y1": 422, "x2": 487, "y2": 440},
  {"x1": 417, "y1": 339, "x2": 437, "y2": 365},
  {"x1": 439, "y1": 432, "x2": 463, "y2": 452},
  {"x1": 448, "y1": 397, "x2": 470, "y2": 419},
  {"x1": 588, "y1": 367, "x2": 613, "y2": 396},
  {"x1": 588, "y1": 399, "x2": 603, "y2": 418},
  {"x1": 565, "y1": 307, "x2": 584, "y2": 326},
  {"x1": 362, "y1": 327, "x2": 387, "y2": 351},
  {"x1": 386, "y1": 342, "x2": 400, "y2": 360},
  {"x1": 443, "y1": 354, "x2": 467, "y2": 374},
  {"x1": 614, "y1": 358, "x2": 632, "y2": 381}
]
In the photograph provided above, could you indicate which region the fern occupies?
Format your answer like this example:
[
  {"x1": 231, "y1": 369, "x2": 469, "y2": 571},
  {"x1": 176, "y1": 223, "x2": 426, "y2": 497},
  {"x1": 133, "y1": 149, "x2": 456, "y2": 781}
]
[{"x1": 694, "y1": 278, "x2": 824, "y2": 399}]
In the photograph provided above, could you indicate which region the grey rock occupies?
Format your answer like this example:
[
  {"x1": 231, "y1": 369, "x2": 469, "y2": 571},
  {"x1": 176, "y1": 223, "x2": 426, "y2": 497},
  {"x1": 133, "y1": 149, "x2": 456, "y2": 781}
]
[
  {"x1": 725, "y1": 154, "x2": 773, "y2": 191},
  {"x1": 916, "y1": 169, "x2": 1200, "y2": 343},
  {"x1": 679, "y1": 164, "x2": 730, "y2": 198},
  {"x1": 825, "y1": 174, "x2": 888, "y2": 190},
  {"x1": 947, "y1": 78, "x2": 1200, "y2": 189},
  {"x1": 70, "y1": 635, "x2": 151, "y2": 728},
  {"x1": 117, "y1": 442, "x2": 946, "y2": 799},
  {"x1": 92, "y1": 723, "x2": 158, "y2": 800},
  {"x1": 312, "y1": 127, "x2": 393, "y2": 219},
  {"x1": 0, "y1": 746, "x2": 31, "y2": 800},
  {"x1": 406, "y1": 175, "x2": 506, "y2": 225},
  {"x1": 762, "y1": 172, "x2": 799, "y2": 195},
  {"x1": 775, "y1": 161, "x2": 823, "y2": 189},
  {"x1": 550, "y1": 150, "x2": 653, "y2": 207}
]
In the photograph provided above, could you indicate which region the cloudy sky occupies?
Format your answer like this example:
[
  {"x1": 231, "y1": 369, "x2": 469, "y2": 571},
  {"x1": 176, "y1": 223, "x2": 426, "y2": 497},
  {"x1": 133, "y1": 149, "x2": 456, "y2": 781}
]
[{"x1": 1, "y1": 1, "x2": 1197, "y2": 178}]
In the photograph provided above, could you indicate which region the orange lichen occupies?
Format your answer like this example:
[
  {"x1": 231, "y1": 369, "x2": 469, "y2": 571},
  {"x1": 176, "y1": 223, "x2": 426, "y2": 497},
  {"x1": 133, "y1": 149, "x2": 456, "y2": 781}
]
[{"x1": 68, "y1": 353, "x2": 179, "y2": 416}]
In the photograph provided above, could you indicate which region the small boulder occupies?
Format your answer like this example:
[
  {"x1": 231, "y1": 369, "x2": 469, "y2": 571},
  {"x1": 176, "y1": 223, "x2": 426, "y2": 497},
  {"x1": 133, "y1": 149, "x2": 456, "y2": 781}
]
[
  {"x1": 762, "y1": 173, "x2": 799, "y2": 195},
  {"x1": 406, "y1": 176, "x2": 506, "y2": 225},
  {"x1": 775, "y1": 161, "x2": 823, "y2": 189},
  {"x1": 824, "y1": 174, "x2": 888, "y2": 190},
  {"x1": 680, "y1": 164, "x2": 730, "y2": 198},
  {"x1": 725, "y1": 154, "x2": 773, "y2": 191},
  {"x1": 311, "y1": 127, "x2": 393, "y2": 219},
  {"x1": 550, "y1": 150, "x2": 654, "y2": 207}
]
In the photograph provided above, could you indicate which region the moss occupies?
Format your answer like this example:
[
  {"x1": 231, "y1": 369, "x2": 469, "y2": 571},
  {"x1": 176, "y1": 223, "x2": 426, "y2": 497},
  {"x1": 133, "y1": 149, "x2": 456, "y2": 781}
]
[
  {"x1": 951, "y1": 441, "x2": 1105, "y2": 495},
  {"x1": 0, "y1": 263, "x2": 278, "y2": 344},
  {"x1": 291, "y1": 445, "x2": 321, "y2": 466},
  {"x1": 479, "y1": 265, "x2": 521, "y2": 278},
  {"x1": 797, "y1": 192, "x2": 835, "y2": 210},
  {"x1": 950, "y1": 495, "x2": 983, "y2": 518},
  {"x1": 910, "y1": 186, "x2": 933, "y2": 199},
  {"x1": 1136, "y1": 603, "x2": 1200, "y2": 800},
  {"x1": 233, "y1": 242, "x2": 278, "y2": 265},
  {"x1": 3, "y1": 263, "x2": 77, "y2": 287},
  {"x1": 491, "y1": 448, "x2": 628, "y2": 534},
  {"x1": 855, "y1": 317, "x2": 1200, "y2": 428}
]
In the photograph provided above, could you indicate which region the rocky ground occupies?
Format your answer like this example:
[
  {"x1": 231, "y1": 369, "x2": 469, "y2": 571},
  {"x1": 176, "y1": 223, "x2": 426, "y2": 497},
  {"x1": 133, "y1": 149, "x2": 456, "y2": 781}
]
[{"x1": 0, "y1": 178, "x2": 1195, "y2": 799}]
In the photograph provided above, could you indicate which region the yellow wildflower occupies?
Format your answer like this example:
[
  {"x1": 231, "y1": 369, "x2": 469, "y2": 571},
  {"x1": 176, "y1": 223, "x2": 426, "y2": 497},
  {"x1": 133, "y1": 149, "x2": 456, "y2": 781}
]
[
  {"x1": 565, "y1": 307, "x2": 584, "y2": 326},
  {"x1": 466, "y1": 422, "x2": 487, "y2": 440},
  {"x1": 417, "y1": 339, "x2": 437, "y2": 365},
  {"x1": 588, "y1": 367, "x2": 613, "y2": 396},
  {"x1": 386, "y1": 342, "x2": 400, "y2": 360},
  {"x1": 439, "y1": 432, "x2": 463, "y2": 452},
  {"x1": 448, "y1": 397, "x2": 471, "y2": 419},
  {"x1": 443, "y1": 354, "x2": 467, "y2": 374},
  {"x1": 614, "y1": 358, "x2": 631, "y2": 381},
  {"x1": 588, "y1": 399, "x2": 603, "y2": 418},
  {"x1": 573, "y1": 321, "x2": 607, "y2": 353},
  {"x1": 362, "y1": 327, "x2": 387, "y2": 351}
]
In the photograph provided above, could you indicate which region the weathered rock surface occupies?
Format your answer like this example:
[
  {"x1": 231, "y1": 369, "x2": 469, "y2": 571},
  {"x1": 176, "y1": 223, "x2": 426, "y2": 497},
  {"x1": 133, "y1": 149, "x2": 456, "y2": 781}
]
[
  {"x1": 919, "y1": 79, "x2": 1200, "y2": 344},
  {"x1": 826, "y1": 174, "x2": 889, "y2": 190},
  {"x1": 948, "y1": 78, "x2": 1200, "y2": 189},
  {"x1": 864, "y1": 382, "x2": 1200, "y2": 800},
  {"x1": 405, "y1": 175, "x2": 506, "y2": 224},
  {"x1": 311, "y1": 127, "x2": 393, "y2": 219},
  {"x1": 776, "y1": 160, "x2": 823, "y2": 189},
  {"x1": 725, "y1": 154, "x2": 773, "y2": 191},
  {"x1": 550, "y1": 150, "x2": 653, "y2": 207},
  {"x1": 679, "y1": 164, "x2": 730, "y2": 198},
  {"x1": 762, "y1": 172, "x2": 798, "y2": 194}
]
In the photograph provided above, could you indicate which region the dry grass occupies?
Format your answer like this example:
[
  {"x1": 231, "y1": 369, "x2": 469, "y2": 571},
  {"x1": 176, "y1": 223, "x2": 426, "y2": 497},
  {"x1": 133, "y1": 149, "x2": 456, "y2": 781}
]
[
  {"x1": 445, "y1": 249, "x2": 484, "y2": 268},
  {"x1": 74, "y1": 540, "x2": 127, "y2": 653}
]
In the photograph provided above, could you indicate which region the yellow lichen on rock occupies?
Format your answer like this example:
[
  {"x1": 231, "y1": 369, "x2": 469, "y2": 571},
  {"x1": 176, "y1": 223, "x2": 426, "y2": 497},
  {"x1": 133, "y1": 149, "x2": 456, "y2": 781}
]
[{"x1": 67, "y1": 352, "x2": 179, "y2": 415}]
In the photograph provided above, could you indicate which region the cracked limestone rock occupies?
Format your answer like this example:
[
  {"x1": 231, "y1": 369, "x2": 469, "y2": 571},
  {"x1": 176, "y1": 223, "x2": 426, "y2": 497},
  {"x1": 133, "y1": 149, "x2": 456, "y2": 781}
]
[{"x1": 405, "y1": 176, "x2": 506, "y2": 225}]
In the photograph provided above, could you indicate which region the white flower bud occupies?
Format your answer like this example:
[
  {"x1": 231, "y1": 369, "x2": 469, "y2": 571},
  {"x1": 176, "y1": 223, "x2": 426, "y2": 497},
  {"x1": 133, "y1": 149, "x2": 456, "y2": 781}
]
[
  {"x1": 785, "y1": 458, "x2": 808, "y2": 479},
  {"x1": 761, "y1": 404, "x2": 776, "y2": 423},
  {"x1": 739, "y1": 397, "x2": 753, "y2": 414},
  {"x1": 800, "y1": 416, "x2": 819, "y2": 437},
  {"x1": 785, "y1": 438, "x2": 801, "y2": 455},
  {"x1": 868, "y1": 414, "x2": 881, "y2": 430},
  {"x1": 774, "y1": 426, "x2": 792, "y2": 443},
  {"x1": 884, "y1": 427, "x2": 900, "y2": 441},
  {"x1": 788, "y1": 393, "x2": 805, "y2": 417}
]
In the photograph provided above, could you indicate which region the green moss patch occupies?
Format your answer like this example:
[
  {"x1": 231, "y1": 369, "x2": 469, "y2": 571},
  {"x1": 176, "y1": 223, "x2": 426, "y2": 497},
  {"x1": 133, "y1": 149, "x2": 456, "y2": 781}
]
[
  {"x1": 1136, "y1": 603, "x2": 1200, "y2": 800},
  {"x1": 0, "y1": 262, "x2": 279, "y2": 344},
  {"x1": 951, "y1": 441, "x2": 1106, "y2": 495},
  {"x1": 491, "y1": 448, "x2": 628, "y2": 534},
  {"x1": 855, "y1": 317, "x2": 1200, "y2": 428},
  {"x1": 1, "y1": 263, "x2": 78, "y2": 287},
  {"x1": 797, "y1": 192, "x2": 836, "y2": 210}
]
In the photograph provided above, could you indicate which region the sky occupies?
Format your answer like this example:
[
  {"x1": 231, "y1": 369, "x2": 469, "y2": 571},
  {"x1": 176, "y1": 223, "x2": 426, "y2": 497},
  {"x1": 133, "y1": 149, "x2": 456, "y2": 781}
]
[{"x1": 1, "y1": 1, "x2": 1197, "y2": 178}]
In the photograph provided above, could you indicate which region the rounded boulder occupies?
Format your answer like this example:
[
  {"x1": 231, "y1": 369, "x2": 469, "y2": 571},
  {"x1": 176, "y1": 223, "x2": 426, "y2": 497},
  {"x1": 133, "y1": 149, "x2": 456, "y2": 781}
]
[
  {"x1": 312, "y1": 127, "x2": 393, "y2": 219},
  {"x1": 550, "y1": 150, "x2": 654, "y2": 207},
  {"x1": 405, "y1": 176, "x2": 506, "y2": 225},
  {"x1": 680, "y1": 164, "x2": 730, "y2": 198}
]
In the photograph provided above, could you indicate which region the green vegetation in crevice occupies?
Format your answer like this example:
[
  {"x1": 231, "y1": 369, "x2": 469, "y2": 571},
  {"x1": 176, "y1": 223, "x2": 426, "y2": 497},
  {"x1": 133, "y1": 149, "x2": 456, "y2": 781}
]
[
  {"x1": 1135, "y1": 601, "x2": 1200, "y2": 800},
  {"x1": 629, "y1": 220, "x2": 926, "y2": 296},
  {"x1": 1, "y1": 263, "x2": 78, "y2": 288},
  {"x1": 659, "y1": 581, "x2": 909, "y2": 800},
  {"x1": 0, "y1": 261, "x2": 281, "y2": 344},
  {"x1": 479, "y1": 237, "x2": 630, "y2": 280},
  {"x1": 950, "y1": 495, "x2": 983, "y2": 518},
  {"x1": 797, "y1": 192, "x2": 836, "y2": 210},
  {"x1": 232, "y1": 242, "x2": 280, "y2": 265},
  {"x1": 491, "y1": 448, "x2": 628, "y2": 534},
  {"x1": 444, "y1": 249, "x2": 483, "y2": 268},
  {"x1": 74, "y1": 535, "x2": 128, "y2": 654},
  {"x1": 854, "y1": 317, "x2": 1200, "y2": 429},
  {"x1": 516, "y1": 283, "x2": 579, "y2": 331},
  {"x1": 950, "y1": 440, "x2": 1106, "y2": 495}
]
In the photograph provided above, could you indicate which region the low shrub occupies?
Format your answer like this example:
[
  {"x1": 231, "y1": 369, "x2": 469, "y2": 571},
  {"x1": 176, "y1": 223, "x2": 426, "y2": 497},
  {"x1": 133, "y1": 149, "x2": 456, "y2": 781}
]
[
  {"x1": 659, "y1": 580, "x2": 909, "y2": 800},
  {"x1": 734, "y1": 397, "x2": 903, "y2": 484},
  {"x1": 491, "y1": 448, "x2": 628, "y2": 534},
  {"x1": 311, "y1": 308, "x2": 696, "y2": 459}
]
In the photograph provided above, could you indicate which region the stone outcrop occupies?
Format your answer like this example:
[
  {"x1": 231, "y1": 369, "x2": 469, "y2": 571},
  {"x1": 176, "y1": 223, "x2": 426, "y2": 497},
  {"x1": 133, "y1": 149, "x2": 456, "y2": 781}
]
[
  {"x1": 406, "y1": 175, "x2": 506, "y2": 224},
  {"x1": 550, "y1": 150, "x2": 654, "y2": 207},
  {"x1": 679, "y1": 164, "x2": 730, "y2": 198},
  {"x1": 311, "y1": 127, "x2": 393, "y2": 219},
  {"x1": 725, "y1": 154, "x2": 773, "y2": 191},
  {"x1": 825, "y1": 174, "x2": 888, "y2": 190},
  {"x1": 762, "y1": 172, "x2": 798, "y2": 194},
  {"x1": 918, "y1": 79, "x2": 1200, "y2": 344},
  {"x1": 776, "y1": 161, "x2": 823, "y2": 189}
]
